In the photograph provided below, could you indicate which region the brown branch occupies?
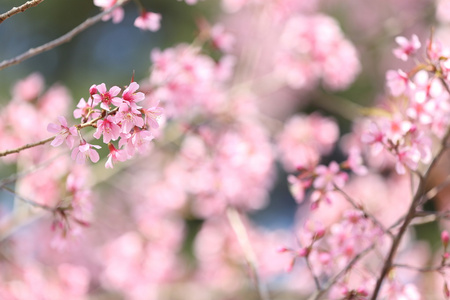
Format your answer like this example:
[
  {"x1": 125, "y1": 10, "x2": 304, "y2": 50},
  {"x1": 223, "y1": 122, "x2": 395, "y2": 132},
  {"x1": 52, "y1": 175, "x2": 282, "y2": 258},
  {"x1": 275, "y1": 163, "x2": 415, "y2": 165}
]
[
  {"x1": 0, "y1": 108, "x2": 108, "y2": 158},
  {"x1": 0, "y1": 136, "x2": 56, "y2": 157},
  {"x1": 305, "y1": 254, "x2": 321, "y2": 291},
  {"x1": 0, "y1": 0, "x2": 130, "y2": 71},
  {"x1": 0, "y1": 0, "x2": 45, "y2": 24},
  {"x1": 370, "y1": 127, "x2": 450, "y2": 300}
]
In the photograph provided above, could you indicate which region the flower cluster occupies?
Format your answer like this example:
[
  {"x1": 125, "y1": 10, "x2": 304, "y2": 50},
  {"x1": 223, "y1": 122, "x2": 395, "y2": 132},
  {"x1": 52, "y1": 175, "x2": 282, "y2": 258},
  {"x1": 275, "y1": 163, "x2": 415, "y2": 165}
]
[
  {"x1": 48, "y1": 82, "x2": 163, "y2": 168},
  {"x1": 361, "y1": 35, "x2": 450, "y2": 174},
  {"x1": 94, "y1": 0, "x2": 162, "y2": 32},
  {"x1": 275, "y1": 14, "x2": 360, "y2": 90},
  {"x1": 148, "y1": 44, "x2": 234, "y2": 118}
]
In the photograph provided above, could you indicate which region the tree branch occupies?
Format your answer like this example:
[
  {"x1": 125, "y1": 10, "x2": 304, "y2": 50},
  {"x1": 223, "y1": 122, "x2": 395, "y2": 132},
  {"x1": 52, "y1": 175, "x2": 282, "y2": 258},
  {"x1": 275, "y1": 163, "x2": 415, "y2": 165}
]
[
  {"x1": 0, "y1": 185, "x2": 55, "y2": 211},
  {"x1": 0, "y1": 109, "x2": 108, "y2": 158},
  {"x1": 370, "y1": 127, "x2": 450, "y2": 299},
  {"x1": 0, "y1": 0, "x2": 45, "y2": 24},
  {"x1": 0, "y1": 136, "x2": 56, "y2": 157},
  {"x1": 0, "y1": 0, "x2": 130, "y2": 71}
]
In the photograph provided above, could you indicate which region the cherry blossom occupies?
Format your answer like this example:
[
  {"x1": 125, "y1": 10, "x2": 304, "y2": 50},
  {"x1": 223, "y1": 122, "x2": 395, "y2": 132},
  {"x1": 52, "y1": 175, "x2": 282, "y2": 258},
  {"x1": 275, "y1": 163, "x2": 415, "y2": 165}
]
[
  {"x1": 47, "y1": 116, "x2": 77, "y2": 148},
  {"x1": 114, "y1": 81, "x2": 145, "y2": 111},
  {"x1": 93, "y1": 115, "x2": 121, "y2": 143},
  {"x1": 134, "y1": 11, "x2": 162, "y2": 32},
  {"x1": 73, "y1": 98, "x2": 100, "y2": 120},
  {"x1": 105, "y1": 143, "x2": 127, "y2": 168},
  {"x1": 313, "y1": 161, "x2": 348, "y2": 191},
  {"x1": 114, "y1": 103, "x2": 145, "y2": 134},
  {"x1": 71, "y1": 141, "x2": 101, "y2": 164},
  {"x1": 393, "y1": 34, "x2": 421, "y2": 61},
  {"x1": 92, "y1": 83, "x2": 122, "y2": 111},
  {"x1": 94, "y1": 0, "x2": 124, "y2": 23},
  {"x1": 210, "y1": 24, "x2": 235, "y2": 52}
]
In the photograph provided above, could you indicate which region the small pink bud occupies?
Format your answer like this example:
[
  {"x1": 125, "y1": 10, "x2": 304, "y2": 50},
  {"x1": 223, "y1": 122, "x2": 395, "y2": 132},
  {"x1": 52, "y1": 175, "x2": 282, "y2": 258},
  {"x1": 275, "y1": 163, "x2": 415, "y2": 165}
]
[
  {"x1": 89, "y1": 84, "x2": 98, "y2": 95},
  {"x1": 444, "y1": 252, "x2": 450, "y2": 259},
  {"x1": 297, "y1": 247, "x2": 309, "y2": 257},
  {"x1": 357, "y1": 287, "x2": 368, "y2": 296},
  {"x1": 315, "y1": 228, "x2": 325, "y2": 239},
  {"x1": 277, "y1": 246, "x2": 289, "y2": 253},
  {"x1": 285, "y1": 258, "x2": 295, "y2": 272},
  {"x1": 340, "y1": 287, "x2": 348, "y2": 296},
  {"x1": 442, "y1": 230, "x2": 449, "y2": 248}
]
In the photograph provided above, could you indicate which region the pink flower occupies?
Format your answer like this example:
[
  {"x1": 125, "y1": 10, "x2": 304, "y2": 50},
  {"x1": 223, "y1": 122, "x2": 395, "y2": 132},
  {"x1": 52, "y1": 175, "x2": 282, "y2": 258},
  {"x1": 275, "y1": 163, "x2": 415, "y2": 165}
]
[
  {"x1": 47, "y1": 116, "x2": 78, "y2": 148},
  {"x1": 113, "y1": 82, "x2": 145, "y2": 111},
  {"x1": 114, "y1": 103, "x2": 145, "y2": 133},
  {"x1": 393, "y1": 34, "x2": 421, "y2": 61},
  {"x1": 73, "y1": 98, "x2": 100, "y2": 120},
  {"x1": 386, "y1": 69, "x2": 409, "y2": 96},
  {"x1": 119, "y1": 129, "x2": 154, "y2": 157},
  {"x1": 134, "y1": 11, "x2": 162, "y2": 32},
  {"x1": 211, "y1": 24, "x2": 235, "y2": 53},
  {"x1": 344, "y1": 147, "x2": 368, "y2": 175},
  {"x1": 93, "y1": 116, "x2": 121, "y2": 143},
  {"x1": 71, "y1": 141, "x2": 101, "y2": 164},
  {"x1": 313, "y1": 161, "x2": 348, "y2": 191},
  {"x1": 105, "y1": 143, "x2": 127, "y2": 168},
  {"x1": 94, "y1": 0, "x2": 124, "y2": 23},
  {"x1": 12, "y1": 72, "x2": 44, "y2": 102},
  {"x1": 361, "y1": 122, "x2": 385, "y2": 154},
  {"x1": 287, "y1": 175, "x2": 306, "y2": 204},
  {"x1": 92, "y1": 83, "x2": 122, "y2": 111},
  {"x1": 394, "y1": 147, "x2": 421, "y2": 174},
  {"x1": 142, "y1": 100, "x2": 164, "y2": 129}
]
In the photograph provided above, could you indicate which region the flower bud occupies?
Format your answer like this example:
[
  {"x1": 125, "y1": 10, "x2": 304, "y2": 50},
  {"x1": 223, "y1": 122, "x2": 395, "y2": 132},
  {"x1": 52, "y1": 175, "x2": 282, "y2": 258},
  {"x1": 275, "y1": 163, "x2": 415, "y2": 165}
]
[
  {"x1": 442, "y1": 230, "x2": 449, "y2": 248},
  {"x1": 89, "y1": 84, "x2": 98, "y2": 95}
]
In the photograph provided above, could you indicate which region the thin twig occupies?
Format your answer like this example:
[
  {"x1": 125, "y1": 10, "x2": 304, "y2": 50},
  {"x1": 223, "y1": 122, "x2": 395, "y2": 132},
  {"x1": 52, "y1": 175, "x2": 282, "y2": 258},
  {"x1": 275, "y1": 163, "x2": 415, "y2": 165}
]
[
  {"x1": 412, "y1": 210, "x2": 450, "y2": 225},
  {"x1": 393, "y1": 263, "x2": 448, "y2": 273},
  {"x1": 0, "y1": 0, "x2": 130, "y2": 71},
  {"x1": 0, "y1": 136, "x2": 55, "y2": 157},
  {"x1": 0, "y1": 109, "x2": 107, "y2": 158},
  {"x1": 226, "y1": 207, "x2": 270, "y2": 300},
  {"x1": 305, "y1": 255, "x2": 321, "y2": 291},
  {"x1": 424, "y1": 173, "x2": 450, "y2": 203},
  {"x1": 0, "y1": 186, "x2": 55, "y2": 211},
  {"x1": 335, "y1": 185, "x2": 393, "y2": 238},
  {"x1": 308, "y1": 243, "x2": 377, "y2": 300},
  {"x1": 0, "y1": 0, "x2": 45, "y2": 24}
]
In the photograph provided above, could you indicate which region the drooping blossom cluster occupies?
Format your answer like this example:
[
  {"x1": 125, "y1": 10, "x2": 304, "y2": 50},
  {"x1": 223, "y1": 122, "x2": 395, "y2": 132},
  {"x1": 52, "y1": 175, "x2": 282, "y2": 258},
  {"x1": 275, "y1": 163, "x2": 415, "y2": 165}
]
[
  {"x1": 360, "y1": 35, "x2": 450, "y2": 175},
  {"x1": 47, "y1": 81, "x2": 163, "y2": 168},
  {"x1": 275, "y1": 14, "x2": 361, "y2": 90},
  {"x1": 0, "y1": 263, "x2": 90, "y2": 300},
  {"x1": 148, "y1": 44, "x2": 235, "y2": 118},
  {"x1": 277, "y1": 113, "x2": 339, "y2": 172}
]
